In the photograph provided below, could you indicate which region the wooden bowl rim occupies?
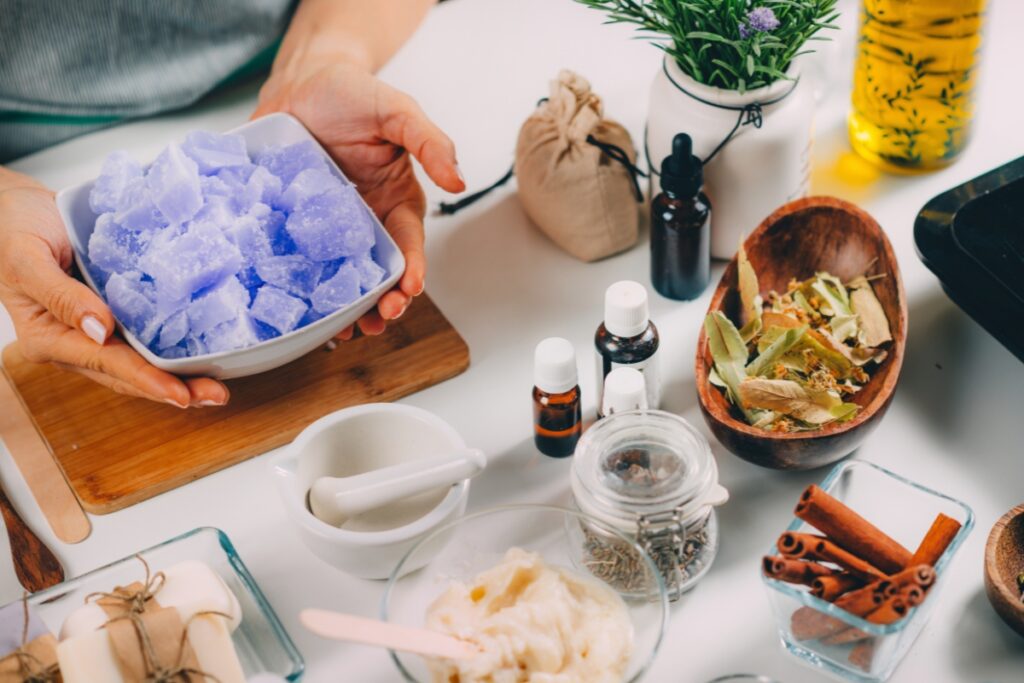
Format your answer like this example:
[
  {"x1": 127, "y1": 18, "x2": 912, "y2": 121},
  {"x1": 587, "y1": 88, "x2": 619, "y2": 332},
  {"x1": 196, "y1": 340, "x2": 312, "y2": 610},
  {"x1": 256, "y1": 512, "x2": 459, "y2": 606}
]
[
  {"x1": 985, "y1": 503, "x2": 1024, "y2": 616},
  {"x1": 695, "y1": 195, "x2": 908, "y2": 443}
]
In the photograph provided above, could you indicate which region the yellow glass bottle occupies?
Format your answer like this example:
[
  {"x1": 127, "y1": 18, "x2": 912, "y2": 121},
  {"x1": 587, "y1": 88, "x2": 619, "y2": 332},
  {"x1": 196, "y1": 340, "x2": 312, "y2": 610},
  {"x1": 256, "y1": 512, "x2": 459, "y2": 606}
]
[{"x1": 848, "y1": 0, "x2": 986, "y2": 173}]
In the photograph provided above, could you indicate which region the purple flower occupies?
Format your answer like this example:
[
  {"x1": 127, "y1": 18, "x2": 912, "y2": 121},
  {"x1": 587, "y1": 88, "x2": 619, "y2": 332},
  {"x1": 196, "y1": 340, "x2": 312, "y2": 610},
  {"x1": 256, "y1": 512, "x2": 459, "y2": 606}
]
[
  {"x1": 739, "y1": 22, "x2": 751, "y2": 39},
  {"x1": 746, "y1": 7, "x2": 780, "y2": 33}
]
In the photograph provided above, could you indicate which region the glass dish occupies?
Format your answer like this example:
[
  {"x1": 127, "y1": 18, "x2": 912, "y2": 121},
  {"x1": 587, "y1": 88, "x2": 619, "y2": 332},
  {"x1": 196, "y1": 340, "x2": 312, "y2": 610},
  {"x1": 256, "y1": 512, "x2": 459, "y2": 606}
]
[
  {"x1": 762, "y1": 461, "x2": 974, "y2": 682},
  {"x1": 382, "y1": 504, "x2": 668, "y2": 683},
  {"x1": 21, "y1": 527, "x2": 304, "y2": 680}
]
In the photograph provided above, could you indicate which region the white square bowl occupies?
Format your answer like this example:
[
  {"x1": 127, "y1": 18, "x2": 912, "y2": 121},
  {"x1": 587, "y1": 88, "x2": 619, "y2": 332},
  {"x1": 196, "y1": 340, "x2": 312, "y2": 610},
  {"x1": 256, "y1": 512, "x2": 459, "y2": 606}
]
[{"x1": 55, "y1": 112, "x2": 404, "y2": 379}]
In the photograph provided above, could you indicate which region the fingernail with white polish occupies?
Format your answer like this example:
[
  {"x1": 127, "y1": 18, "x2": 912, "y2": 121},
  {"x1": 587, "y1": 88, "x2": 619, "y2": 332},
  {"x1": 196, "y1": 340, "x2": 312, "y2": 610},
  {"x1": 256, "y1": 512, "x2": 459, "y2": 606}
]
[
  {"x1": 163, "y1": 399, "x2": 188, "y2": 409},
  {"x1": 198, "y1": 399, "x2": 225, "y2": 407},
  {"x1": 455, "y1": 164, "x2": 465, "y2": 185},
  {"x1": 82, "y1": 315, "x2": 106, "y2": 345}
]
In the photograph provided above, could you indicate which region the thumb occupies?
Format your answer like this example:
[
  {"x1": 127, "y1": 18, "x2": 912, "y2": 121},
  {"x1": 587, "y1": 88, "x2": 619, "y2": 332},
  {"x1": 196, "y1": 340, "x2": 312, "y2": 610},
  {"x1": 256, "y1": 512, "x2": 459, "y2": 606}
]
[{"x1": 13, "y1": 242, "x2": 115, "y2": 345}]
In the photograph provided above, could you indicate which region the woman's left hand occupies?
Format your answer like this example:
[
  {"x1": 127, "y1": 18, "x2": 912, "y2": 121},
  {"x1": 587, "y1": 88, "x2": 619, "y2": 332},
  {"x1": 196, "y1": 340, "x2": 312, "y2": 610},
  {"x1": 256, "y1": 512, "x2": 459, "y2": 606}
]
[{"x1": 253, "y1": 62, "x2": 464, "y2": 339}]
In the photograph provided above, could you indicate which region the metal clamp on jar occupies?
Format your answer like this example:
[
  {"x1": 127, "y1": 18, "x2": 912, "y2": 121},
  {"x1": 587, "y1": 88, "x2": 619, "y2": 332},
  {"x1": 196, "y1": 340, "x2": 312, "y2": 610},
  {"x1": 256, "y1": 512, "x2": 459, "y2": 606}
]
[{"x1": 570, "y1": 409, "x2": 728, "y2": 600}]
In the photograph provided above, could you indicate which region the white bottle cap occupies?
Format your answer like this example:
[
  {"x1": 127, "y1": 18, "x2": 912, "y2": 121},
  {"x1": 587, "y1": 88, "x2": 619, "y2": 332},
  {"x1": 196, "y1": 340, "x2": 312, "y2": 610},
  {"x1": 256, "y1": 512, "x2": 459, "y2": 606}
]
[
  {"x1": 604, "y1": 281, "x2": 650, "y2": 338},
  {"x1": 534, "y1": 337, "x2": 578, "y2": 394},
  {"x1": 601, "y1": 367, "x2": 648, "y2": 416}
]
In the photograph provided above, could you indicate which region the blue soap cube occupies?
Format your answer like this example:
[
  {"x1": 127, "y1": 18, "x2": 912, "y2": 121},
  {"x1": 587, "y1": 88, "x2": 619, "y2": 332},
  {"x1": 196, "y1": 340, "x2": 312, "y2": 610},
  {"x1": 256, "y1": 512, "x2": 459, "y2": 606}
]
[
  {"x1": 105, "y1": 271, "x2": 156, "y2": 339},
  {"x1": 350, "y1": 252, "x2": 386, "y2": 292},
  {"x1": 90, "y1": 151, "x2": 143, "y2": 214},
  {"x1": 255, "y1": 254, "x2": 323, "y2": 299},
  {"x1": 203, "y1": 312, "x2": 260, "y2": 353},
  {"x1": 255, "y1": 140, "x2": 329, "y2": 186},
  {"x1": 114, "y1": 177, "x2": 166, "y2": 232},
  {"x1": 157, "y1": 309, "x2": 189, "y2": 350},
  {"x1": 311, "y1": 262, "x2": 361, "y2": 314},
  {"x1": 140, "y1": 221, "x2": 243, "y2": 307},
  {"x1": 237, "y1": 166, "x2": 282, "y2": 212},
  {"x1": 250, "y1": 285, "x2": 309, "y2": 335},
  {"x1": 146, "y1": 143, "x2": 203, "y2": 225},
  {"x1": 276, "y1": 168, "x2": 342, "y2": 213},
  {"x1": 88, "y1": 214, "x2": 151, "y2": 274},
  {"x1": 285, "y1": 186, "x2": 376, "y2": 261},
  {"x1": 182, "y1": 131, "x2": 250, "y2": 175},
  {"x1": 224, "y1": 213, "x2": 273, "y2": 268},
  {"x1": 187, "y1": 276, "x2": 250, "y2": 337}
]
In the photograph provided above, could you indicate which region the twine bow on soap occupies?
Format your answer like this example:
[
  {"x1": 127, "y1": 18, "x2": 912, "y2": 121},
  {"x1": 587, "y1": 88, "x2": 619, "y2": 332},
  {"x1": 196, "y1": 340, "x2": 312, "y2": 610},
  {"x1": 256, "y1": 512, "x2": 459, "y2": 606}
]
[
  {"x1": 0, "y1": 598, "x2": 60, "y2": 683},
  {"x1": 102, "y1": 609, "x2": 228, "y2": 683},
  {"x1": 85, "y1": 555, "x2": 166, "y2": 618}
]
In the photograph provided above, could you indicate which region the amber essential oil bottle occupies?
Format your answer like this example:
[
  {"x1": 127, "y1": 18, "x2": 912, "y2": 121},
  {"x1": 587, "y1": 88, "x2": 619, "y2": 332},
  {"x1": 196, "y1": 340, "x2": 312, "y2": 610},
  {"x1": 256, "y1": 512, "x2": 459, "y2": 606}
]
[
  {"x1": 595, "y1": 281, "x2": 660, "y2": 417},
  {"x1": 651, "y1": 133, "x2": 711, "y2": 301},
  {"x1": 533, "y1": 337, "x2": 582, "y2": 458}
]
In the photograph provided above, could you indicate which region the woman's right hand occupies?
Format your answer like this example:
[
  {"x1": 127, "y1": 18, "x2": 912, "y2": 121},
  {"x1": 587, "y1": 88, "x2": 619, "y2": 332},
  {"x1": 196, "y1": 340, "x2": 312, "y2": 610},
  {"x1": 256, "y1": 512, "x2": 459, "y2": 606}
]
[{"x1": 0, "y1": 173, "x2": 229, "y2": 407}]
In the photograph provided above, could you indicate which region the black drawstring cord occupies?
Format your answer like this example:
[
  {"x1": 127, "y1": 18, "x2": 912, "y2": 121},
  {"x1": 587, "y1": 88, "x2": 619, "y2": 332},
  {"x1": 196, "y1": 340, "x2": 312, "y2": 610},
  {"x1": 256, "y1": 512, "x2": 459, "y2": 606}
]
[
  {"x1": 646, "y1": 56, "x2": 798, "y2": 176},
  {"x1": 437, "y1": 120, "x2": 647, "y2": 215},
  {"x1": 703, "y1": 103, "x2": 763, "y2": 165},
  {"x1": 437, "y1": 166, "x2": 514, "y2": 215},
  {"x1": 585, "y1": 134, "x2": 647, "y2": 201}
]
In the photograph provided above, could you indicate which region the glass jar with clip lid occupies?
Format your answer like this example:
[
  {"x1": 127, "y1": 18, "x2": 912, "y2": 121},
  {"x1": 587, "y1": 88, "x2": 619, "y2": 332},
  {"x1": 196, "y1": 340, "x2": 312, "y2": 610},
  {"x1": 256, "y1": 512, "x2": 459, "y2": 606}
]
[{"x1": 570, "y1": 409, "x2": 728, "y2": 600}]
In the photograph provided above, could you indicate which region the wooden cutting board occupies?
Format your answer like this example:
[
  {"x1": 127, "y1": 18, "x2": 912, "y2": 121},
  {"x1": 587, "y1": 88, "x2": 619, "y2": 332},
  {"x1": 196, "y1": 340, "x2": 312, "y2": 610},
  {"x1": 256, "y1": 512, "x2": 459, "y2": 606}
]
[{"x1": 0, "y1": 295, "x2": 469, "y2": 514}]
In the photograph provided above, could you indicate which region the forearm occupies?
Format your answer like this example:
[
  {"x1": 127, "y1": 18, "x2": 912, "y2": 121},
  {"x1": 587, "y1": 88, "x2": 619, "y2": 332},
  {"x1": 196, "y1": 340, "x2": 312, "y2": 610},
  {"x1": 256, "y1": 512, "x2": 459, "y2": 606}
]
[{"x1": 274, "y1": 0, "x2": 437, "y2": 75}]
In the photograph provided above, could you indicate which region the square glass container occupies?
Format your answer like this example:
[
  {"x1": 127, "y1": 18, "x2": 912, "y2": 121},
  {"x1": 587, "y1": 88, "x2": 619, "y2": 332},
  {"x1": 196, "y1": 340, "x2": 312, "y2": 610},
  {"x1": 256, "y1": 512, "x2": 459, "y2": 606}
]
[
  {"x1": 20, "y1": 527, "x2": 304, "y2": 680},
  {"x1": 762, "y1": 461, "x2": 974, "y2": 683}
]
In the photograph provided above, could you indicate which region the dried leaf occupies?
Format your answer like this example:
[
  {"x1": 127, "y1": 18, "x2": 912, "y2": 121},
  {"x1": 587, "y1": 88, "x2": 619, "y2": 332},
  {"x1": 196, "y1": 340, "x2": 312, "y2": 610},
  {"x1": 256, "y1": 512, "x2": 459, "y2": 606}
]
[
  {"x1": 737, "y1": 244, "x2": 762, "y2": 342},
  {"x1": 829, "y1": 313, "x2": 860, "y2": 342},
  {"x1": 811, "y1": 277, "x2": 852, "y2": 317},
  {"x1": 763, "y1": 311, "x2": 803, "y2": 330},
  {"x1": 739, "y1": 378, "x2": 857, "y2": 426},
  {"x1": 747, "y1": 325, "x2": 807, "y2": 377},
  {"x1": 850, "y1": 282, "x2": 892, "y2": 347},
  {"x1": 704, "y1": 311, "x2": 748, "y2": 405}
]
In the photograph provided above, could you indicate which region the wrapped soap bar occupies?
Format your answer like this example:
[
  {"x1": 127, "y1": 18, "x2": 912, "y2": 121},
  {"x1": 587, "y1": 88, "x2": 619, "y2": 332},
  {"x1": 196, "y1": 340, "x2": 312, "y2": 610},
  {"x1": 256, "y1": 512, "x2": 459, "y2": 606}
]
[
  {"x1": 60, "y1": 560, "x2": 241, "y2": 640},
  {"x1": 0, "y1": 601, "x2": 59, "y2": 682},
  {"x1": 57, "y1": 609, "x2": 244, "y2": 683}
]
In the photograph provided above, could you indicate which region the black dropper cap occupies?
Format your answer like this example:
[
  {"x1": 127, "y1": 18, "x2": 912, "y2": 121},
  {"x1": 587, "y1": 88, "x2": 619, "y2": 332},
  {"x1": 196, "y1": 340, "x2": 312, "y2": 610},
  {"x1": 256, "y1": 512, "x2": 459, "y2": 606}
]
[{"x1": 659, "y1": 133, "x2": 703, "y2": 197}]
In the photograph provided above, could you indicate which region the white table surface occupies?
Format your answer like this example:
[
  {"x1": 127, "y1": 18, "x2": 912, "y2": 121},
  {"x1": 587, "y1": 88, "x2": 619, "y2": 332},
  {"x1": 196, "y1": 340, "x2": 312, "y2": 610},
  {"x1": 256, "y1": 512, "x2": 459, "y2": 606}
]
[{"x1": 2, "y1": 1, "x2": 1023, "y2": 681}]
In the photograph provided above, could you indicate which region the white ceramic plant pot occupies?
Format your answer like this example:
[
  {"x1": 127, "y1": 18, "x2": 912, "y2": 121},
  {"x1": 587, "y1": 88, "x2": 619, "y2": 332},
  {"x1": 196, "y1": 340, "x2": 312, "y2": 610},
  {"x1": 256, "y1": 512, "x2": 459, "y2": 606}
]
[{"x1": 647, "y1": 58, "x2": 813, "y2": 260}]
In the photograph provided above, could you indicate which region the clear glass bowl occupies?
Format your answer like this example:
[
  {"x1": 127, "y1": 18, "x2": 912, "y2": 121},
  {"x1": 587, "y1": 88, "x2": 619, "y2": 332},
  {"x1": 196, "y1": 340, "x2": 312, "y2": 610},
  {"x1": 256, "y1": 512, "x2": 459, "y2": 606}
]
[
  {"x1": 22, "y1": 527, "x2": 304, "y2": 680},
  {"x1": 382, "y1": 505, "x2": 668, "y2": 683},
  {"x1": 762, "y1": 461, "x2": 974, "y2": 682}
]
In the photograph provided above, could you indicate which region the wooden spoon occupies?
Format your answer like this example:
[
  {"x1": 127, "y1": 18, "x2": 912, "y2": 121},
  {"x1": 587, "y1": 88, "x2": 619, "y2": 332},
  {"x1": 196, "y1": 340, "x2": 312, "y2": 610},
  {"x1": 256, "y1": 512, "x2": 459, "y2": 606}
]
[
  {"x1": 300, "y1": 608, "x2": 479, "y2": 660},
  {"x1": 0, "y1": 479, "x2": 64, "y2": 592}
]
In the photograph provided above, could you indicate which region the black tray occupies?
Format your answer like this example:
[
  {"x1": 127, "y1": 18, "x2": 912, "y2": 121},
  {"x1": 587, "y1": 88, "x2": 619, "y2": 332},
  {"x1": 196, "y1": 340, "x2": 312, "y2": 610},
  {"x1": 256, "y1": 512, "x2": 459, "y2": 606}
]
[{"x1": 915, "y1": 156, "x2": 1024, "y2": 363}]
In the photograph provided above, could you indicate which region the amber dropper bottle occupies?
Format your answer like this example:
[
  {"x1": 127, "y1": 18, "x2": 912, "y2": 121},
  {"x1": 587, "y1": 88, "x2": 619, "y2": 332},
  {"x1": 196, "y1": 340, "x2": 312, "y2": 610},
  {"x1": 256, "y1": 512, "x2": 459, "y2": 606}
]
[
  {"x1": 533, "y1": 337, "x2": 582, "y2": 458},
  {"x1": 650, "y1": 133, "x2": 711, "y2": 301}
]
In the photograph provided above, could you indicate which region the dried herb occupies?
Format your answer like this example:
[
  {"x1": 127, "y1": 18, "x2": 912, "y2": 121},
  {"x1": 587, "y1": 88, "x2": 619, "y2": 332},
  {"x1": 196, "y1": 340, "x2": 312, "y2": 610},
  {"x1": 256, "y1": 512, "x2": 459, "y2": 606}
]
[
  {"x1": 1017, "y1": 571, "x2": 1024, "y2": 603},
  {"x1": 706, "y1": 265, "x2": 892, "y2": 432}
]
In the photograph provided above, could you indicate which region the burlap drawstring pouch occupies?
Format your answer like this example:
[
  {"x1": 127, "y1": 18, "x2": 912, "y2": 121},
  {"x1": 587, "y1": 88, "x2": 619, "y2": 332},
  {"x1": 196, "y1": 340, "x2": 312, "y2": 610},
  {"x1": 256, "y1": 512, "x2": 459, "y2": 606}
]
[{"x1": 440, "y1": 70, "x2": 643, "y2": 262}]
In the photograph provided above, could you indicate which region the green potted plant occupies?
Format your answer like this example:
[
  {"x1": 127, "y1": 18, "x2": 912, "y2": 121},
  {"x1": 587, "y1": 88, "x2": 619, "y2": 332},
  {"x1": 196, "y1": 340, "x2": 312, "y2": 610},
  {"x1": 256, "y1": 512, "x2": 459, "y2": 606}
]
[{"x1": 577, "y1": 0, "x2": 839, "y2": 258}]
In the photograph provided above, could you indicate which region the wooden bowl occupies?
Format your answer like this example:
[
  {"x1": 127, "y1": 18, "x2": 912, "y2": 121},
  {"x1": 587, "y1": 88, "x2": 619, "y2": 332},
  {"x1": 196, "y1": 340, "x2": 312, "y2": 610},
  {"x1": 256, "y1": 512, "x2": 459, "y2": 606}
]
[
  {"x1": 984, "y1": 503, "x2": 1024, "y2": 638},
  {"x1": 695, "y1": 196, "x2": 907, "y2": 469}
]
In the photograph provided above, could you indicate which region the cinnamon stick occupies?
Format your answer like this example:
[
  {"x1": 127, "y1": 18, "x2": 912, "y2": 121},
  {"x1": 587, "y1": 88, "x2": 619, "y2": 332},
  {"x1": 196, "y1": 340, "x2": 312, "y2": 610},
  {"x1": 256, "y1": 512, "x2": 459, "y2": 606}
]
[
  {"x1": 909, "y1": 513, "x2": 962, "y2": 566},
  {"x1": 888, "y1": 564, "x2": 936, "y2": 592},
  {"x1": 822, "y1": 596, "x2": 908, "y2": 646},
  {"x1": 795, "y1": 485, "x2": 912, "y2": 574},
  {"x1": 762, "y1": 555, "x2": 835, "y2": 586},
  {"x1": 791, "y1": 581, "x2": 890, "y2": 641},
  {"x1": 811, "y1": 573, "x2": 864, "y2": 601},
  {"x1": 808, "y1": 538, "x2": 887, "y2": 583},
  {"x1": 777, "y1": 532, "x2": 825, "y2": 560},
  {"x1": 849, "y1": 640, "x2": 875, "y2": 671}
]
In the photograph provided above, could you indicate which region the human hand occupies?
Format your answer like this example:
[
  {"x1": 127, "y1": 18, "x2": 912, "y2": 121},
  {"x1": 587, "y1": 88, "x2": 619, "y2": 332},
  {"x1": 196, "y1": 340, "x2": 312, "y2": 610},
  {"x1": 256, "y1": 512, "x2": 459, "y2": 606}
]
[
  {"x1": 254, "y1": 63, "x2": 464, "y2": 339},
  {"x1": 0, "y1": 179, "x2": 229, "y2": 407}
]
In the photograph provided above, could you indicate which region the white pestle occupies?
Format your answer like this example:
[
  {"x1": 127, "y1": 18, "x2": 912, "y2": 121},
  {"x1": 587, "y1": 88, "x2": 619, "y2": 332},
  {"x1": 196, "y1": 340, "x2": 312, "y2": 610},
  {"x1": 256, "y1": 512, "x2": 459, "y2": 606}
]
[{"x1": 308, "y1": 448, "x2": 487, "y2": 527}]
